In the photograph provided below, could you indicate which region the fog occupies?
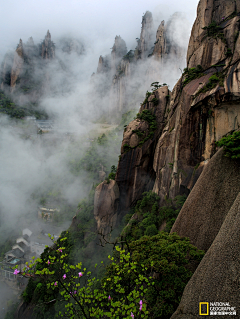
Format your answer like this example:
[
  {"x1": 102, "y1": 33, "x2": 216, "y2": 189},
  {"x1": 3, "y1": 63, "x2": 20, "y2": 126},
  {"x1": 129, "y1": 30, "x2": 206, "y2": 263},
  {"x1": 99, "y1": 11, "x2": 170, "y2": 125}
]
[
  {"x1": 0, "y1": 0, "x2": 199, "y2": 61},
  {"x1": 0, "y1": 0, "x2": 199, "y2": 312}
]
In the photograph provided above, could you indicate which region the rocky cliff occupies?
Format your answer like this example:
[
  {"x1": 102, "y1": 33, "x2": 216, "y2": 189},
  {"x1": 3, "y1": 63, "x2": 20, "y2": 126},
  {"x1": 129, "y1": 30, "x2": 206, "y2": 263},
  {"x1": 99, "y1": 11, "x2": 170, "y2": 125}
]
[
  {"x1": 92, "y1": 10, "x2": 187, "y2": 120},
  {"x1": 1, "y1": 31, "x2": 85, "y2": 98},
  {"x1": 0, "y1": 30, "x2": 56, "y2": 94},
  {"x1": 10, "y1": 39, "x2": 24, "y2": 89},
  {"x1": 94, "y1": 0, "x2": 240, "y2": 242},
  {"x1": 40, "y1": 30, "x2": 55, "y2": 59},
  {"x1": 170, "y1": 148, "x2": 240, "y2": 318},
  {"x1": 135, "y1": 11, "x2": 155, "y2": 59}
]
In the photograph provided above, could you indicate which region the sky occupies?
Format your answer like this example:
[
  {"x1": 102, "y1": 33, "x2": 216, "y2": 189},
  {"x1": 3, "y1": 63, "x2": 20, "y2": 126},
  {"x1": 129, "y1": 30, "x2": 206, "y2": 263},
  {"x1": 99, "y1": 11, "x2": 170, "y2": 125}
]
[{"x1": 0, "y1": 0, "x2": 200, "y2": 66}]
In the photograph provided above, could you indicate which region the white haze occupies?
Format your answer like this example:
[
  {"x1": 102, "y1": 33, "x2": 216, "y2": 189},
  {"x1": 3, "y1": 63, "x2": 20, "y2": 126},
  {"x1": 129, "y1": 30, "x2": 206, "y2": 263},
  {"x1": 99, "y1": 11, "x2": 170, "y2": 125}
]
[
  {"x1": 0, "y1": 0, "x2": 200, "y2": 238},
  {"x1": 0, "y1": 0, "x2": 199, "y2": 310}
]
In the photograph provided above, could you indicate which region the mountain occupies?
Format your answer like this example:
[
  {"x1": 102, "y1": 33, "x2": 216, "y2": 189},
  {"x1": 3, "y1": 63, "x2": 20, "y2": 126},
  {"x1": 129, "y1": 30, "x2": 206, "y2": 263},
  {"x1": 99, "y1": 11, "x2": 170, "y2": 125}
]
[
  {"x1": 8, "y1": 0, "x2": 240, "y2": 317},
  {"x1": 94, "y1": 0, "x2": 240, "y2": 313},
  {"x1": 91, "y1": 11, "x2": 187, "y2": 120}
]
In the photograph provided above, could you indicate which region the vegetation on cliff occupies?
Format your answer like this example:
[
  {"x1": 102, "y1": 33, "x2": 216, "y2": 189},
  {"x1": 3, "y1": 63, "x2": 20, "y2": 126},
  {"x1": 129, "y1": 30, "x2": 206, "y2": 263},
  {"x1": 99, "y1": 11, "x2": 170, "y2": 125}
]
[
  {"x1": 123, "y1": 191, "x2": 187, "y2": 241},
  {"x1": 0, "y1": 90, "x2": 46, "y2": 119},
  {"x1": 18, "y1": 229, "x2": 204, "y2": 319},
  {"x1": 123, "y1": 109, "x2": 157, "y2": 153},
  {"x1": 216, "y1": 130, "x2": 240, "y2": 159},
  {"x1": 182, "y1": 65, "x2": 204, "y2": 87}
]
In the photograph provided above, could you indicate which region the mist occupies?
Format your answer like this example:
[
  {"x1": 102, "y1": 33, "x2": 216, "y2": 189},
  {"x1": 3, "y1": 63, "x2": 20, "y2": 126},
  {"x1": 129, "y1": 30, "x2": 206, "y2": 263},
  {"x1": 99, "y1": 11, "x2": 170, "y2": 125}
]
[{"x1": 0, "y1": 0, "x2": 199, "y2": 313}]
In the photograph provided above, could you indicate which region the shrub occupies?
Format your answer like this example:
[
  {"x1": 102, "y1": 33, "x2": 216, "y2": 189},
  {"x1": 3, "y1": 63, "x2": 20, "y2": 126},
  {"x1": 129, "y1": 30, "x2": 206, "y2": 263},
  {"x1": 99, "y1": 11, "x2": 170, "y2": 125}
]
[
  {"x1": 182, "y1": 65, "x2": 204, "y2": 87},
  {"x1": 216, "y1": 130, "x2": 240, "y2": 159},
  {"x1": 105, "y1": 232, "x2": 205, "y2": 319},
  {"x1": 123, "y1": 191, "x2": 187, "y2": 241},
  {"x1": 195, "y1": 71, "x2": 225, "y2": 96},
  {"x1": 107, "y1": 165, "x2": 117, "y2": 181},
  {"x1": 202, "y1": 21, "x2": 221, "y2": 36},
  {"x1": 144, "y1": 224, "x2": 158, "y2": 236},
  {"x1": 151, "y1": 97, "x2": 159, "y2": 106}
]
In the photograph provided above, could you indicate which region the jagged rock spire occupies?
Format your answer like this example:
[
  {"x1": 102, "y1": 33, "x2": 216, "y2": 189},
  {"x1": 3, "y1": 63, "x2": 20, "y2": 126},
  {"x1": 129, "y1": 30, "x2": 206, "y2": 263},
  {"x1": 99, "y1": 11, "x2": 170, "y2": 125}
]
[
  {"x1": 41, "y1": 30, "x2": 55, "y2": 59},
  {"x1": 138, "y1": 11, "x2": 154, "y2": 59}
]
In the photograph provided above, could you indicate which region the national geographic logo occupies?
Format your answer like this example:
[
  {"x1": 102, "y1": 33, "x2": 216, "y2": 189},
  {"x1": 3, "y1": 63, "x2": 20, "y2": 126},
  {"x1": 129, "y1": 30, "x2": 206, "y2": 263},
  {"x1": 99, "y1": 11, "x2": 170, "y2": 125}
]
[
  {"x1": 199, "y1": 302, "x2": 236, "y2": 316},
  {"x1": 199, "y1": 302, "x2": 209, "y2": 315}
]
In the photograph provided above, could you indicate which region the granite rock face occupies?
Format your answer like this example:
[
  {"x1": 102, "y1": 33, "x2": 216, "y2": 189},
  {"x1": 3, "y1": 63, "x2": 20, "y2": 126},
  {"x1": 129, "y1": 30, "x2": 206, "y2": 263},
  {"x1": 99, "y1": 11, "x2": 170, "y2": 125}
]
[
  {"x1": 1, "y1": 30, "x2": 56, "y2": 93},
  {"x1": 116, "y1": 86, "x2": 169, "y2": 212},
  {"x1": 10, "y1": 39, "x2": 24, "y2": 89},
  {"x1": 171, "y1": 148, "x2": 240, "y2": 252},
  {"x1": 111, "y1": 36, "x2": 127, "y2": 74},
  {"x1": 136, "y1": 11, "x2": 155, "y2": 59},
  {"x1": 171, "y1": 191, "x2": 240, "y2": 319},
  {"x1": 94, "y1": 180, "x2": 120, "y2": 235},
  {"x1": 41, "y1": 30, "x2": 55, "y2": 59},
  {"x1": 187, "y1": 0, "x2": 240, "y2": 69},
  {"x1": 151, "y1": 0, "x2": 240, "y2": 204},
  {"x1": 153, "y1": 21, "x2": 167, "y2": 60}
]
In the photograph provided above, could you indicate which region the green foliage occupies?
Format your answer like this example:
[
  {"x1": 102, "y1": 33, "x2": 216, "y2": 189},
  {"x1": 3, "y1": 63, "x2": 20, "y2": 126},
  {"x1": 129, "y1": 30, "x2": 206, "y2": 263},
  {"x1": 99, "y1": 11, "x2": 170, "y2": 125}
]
[
  {"x1": 216, "y1": 130, "x2": 240, "y2": 159},
  {"x1": 0, "y1": 90, "x2": 47, "y2": 119},
  {"x1": 123, "y1": 110, "x2": 157, "y2": 152},
  {"x1": 123, "y1": 50, "x2": 134, "y2": 62},
  {"x1": 202, "y1": 20, "x2": 226, "y2": 43},
  {"x1": 141, "y1": 82, "x2": 168, "y2": 105},
  {"x1": 105, "y1": 232, "x2": 205, "y2": 319},
  {"x1": 151, "y1": 98, "x2": 159, "y2": 106},
  {"x1": 196, "y1": 71, "x2": 225, "y2": 96},
  {"x1": 142, "y1": 91, "x2": 152, "y2": 105},
  {"x1": 202, "y1": 20, "x2": 221, "y2": 36},
  {"x1": 144, "y1": 224, "x2": 158, "y2": 236},
  {"x1": 132, "y1": 129, "x2": 144, "y2": 138},
  {"x1": 123, "y1": 143, "x2": 133, "y2": 152},
  {"x1": 136, "y1": 110, "x2": 157, "y2": 146},
  {"x1": 21, "y1": 239, "x2": 151, "y2": 319},
  {"x1": 20, "y1": 230, "x2": 204, "y2": 319},
  {"x1": 182, "y1": 65, "x2": 204, "y2": 87},
  {"x1": 107, "y1": 165, "x2": 117, "y2": 181},
  {"x1": 123, "y1": 191, "x2": 187, "y2": 241}
]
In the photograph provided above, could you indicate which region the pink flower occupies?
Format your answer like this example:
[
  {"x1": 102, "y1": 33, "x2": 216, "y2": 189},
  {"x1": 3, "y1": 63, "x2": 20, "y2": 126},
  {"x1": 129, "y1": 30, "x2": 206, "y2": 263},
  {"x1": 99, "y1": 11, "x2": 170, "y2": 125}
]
[
  {"x1": 131, "y1": 312, "x2": 134, "y2": 318},
  {"x1": 14, "y1": 269, "x2": 20, "y2": 275},
  {"x1": 47, "y1": 260, "x2": 50, "y2": 265},
  {"x1": 54, "y1": 282, "x2": 57, "y2": 286},
  {"x1": 63, "y1": 274, "x2": 66, "y2": 279},
  {"x1": 78, "y1": 272, "x2": 83, "y2": 277},
  {"x1": 108, "y1": 295, "x2": 111, "y2": 300},
  {"x1": 74, "y1": 290, "x2": 77, "y2": 294},
  {"x1": 58, "y1": 249, "x2": 62, "y2": 252},
  {"x1": 139, "y1": 300, "x2": 143, "y2": 311}
]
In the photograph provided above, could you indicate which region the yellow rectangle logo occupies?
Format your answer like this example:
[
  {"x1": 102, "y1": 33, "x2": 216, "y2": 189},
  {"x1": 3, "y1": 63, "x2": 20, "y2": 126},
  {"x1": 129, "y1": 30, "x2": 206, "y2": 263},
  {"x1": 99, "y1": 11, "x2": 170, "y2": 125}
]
[{"x1": 199, "y1": 302, "x2": 209, "y2": 315}]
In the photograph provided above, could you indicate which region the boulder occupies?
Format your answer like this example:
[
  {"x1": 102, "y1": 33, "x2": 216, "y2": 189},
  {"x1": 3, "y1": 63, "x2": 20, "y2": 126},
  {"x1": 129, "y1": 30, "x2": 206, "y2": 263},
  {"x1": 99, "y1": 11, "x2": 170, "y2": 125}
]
[{"x1": 171, "y1": 191, "x2": 240, "y2": 318}]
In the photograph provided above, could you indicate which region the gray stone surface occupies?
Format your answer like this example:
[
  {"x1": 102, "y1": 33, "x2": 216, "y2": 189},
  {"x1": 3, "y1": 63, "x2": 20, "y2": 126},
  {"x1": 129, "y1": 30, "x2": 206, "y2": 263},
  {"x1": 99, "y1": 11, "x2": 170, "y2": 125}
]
[
  {"x1": 171, "y1": 148, "x2": 240, "y2": 252},
  {"x1": 171, "y1": 191, "x2": 240, "y2": 318}
]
